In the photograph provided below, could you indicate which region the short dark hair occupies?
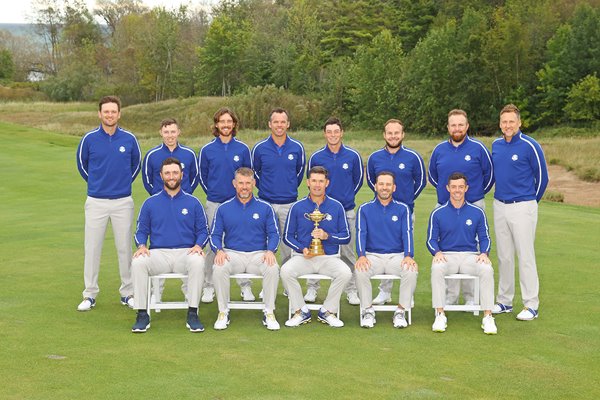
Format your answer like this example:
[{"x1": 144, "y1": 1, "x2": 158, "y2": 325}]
[
  {"x1": 212, "y1": 107, "x2": 239, "y2": 137},
  {"x1": 269, "y1": 107, "x2": 289, "y2": 121},
  {"x1": 447, "y1": 171, "x2": 468, "y2": 184},
  {"x1": 384, "y1": 118, "x2": 403, "y2": 130},
  {"x1": 500, "y1": 104, "x2": 520, "y2": 119},
  {"x1": 161, "y1": 157, "x2": 182, "y2": 172},
  {"x1": 308, "y1": 165, "x2": 328, "y2": 179},
  {"x1": 160, "y1": 118, "x2": 179, "y2": 129},
  {"x1": 235, "y1": 166, "x2": 254, "y2": 178},
  {"x1": 323, "y1": 117, "x2": 343, "y2": 131},
  {"x1": 99, "y1": 95, "x2": 121, "y2": 111},
  {"x1": 376, "y1": 171, "x2": 395, "y2": 184}
]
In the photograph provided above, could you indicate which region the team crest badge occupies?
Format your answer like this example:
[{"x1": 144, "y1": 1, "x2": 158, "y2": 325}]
[
  {"x1": 466, "y1": 219, "x2": 472, "y2": 226},
  {"x1": 288, "y1": 154, "x2": 294, "y2": 160},
  {"x1": 233, "y1": 155, "x2": 240, "y2": 162},
  {"x1": 252, "y1": 213, "x2": 259, "y2": 220},
  {"x1": 392, "y1": 215, "x2": 398, "y2": 222},
  {"x1": 512, "y1": 154, "x2": 519, "y2": 161},
  {"x1": 181, "y1": 208, "x2": 189, "y2": 215},
  {"x1": 342, "y1": 163, "x2": 349, "y2": 170},
  {"x1": 326, "y1": 214, "x2": 333, "y2": 221},
  {"x1": 399, "y1": 163, "x2": 405, "y2": 170},
  {"x1": 464, "y1": 155, "x2": 471, "y2": 161},
  {"x1": 119, "y1": 146, "x2": 125, "y2": 153}
]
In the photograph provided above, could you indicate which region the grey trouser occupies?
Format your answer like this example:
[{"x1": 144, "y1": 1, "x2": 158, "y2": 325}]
[
  {"x1": 442, "y1": 198, "x2": 485, "y2": 303},
  {"x1": 271, "y1": 202, "x2": 294, "y2": 266},
  {"x1": 131, "y1": 248, "x2": 205, "y2": 310},
  {"x1": 494, "y1": 199, "x2": 540, "y2": 309},
  {"x1": 307, "y1": 209, "x2": 357, "y2": 293},
  {"x1": 281, "y1": 254, "x2": 352, "y2": 314},
  {"x1": 83, "y1": 196, "x2": 134, "y2": 299},
  {"x1": 431, "y1": 252, "x2": 494, "y2": 310},
  {"x1": 212, "y1": 250, "x2": 279, "y2": 313},
  {"x1": 355, "y1": 253, "x2": 417, "y2": 310}
]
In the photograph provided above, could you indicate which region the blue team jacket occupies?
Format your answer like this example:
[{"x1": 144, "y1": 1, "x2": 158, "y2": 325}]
[
  {"x1": 142, "y1": 143, "x2": 198, "y2": 195},
  {"x1": 283, "y1": 195, "x2": 350, "y2": 255},
  {"x1": 76, "y1": 125, "x2": 141, "y2": 199},
  {"x1": 492, "y1": 132, "x2": 548, "y2": 202},
  {"x1": 198, "y1": 137, "x2": 252, "y2": 203},
  {"x1": 308, "y1": 144, "x2": 364, "y2": 211},
  {"x1": 135, "y1": 190, "x2": 209, "y2": 249},
  {"x1": 428, "y1": 136, "x2": 494, "y2": 204},
  {"x1": 356, "y1": 198, "x2": 414, "y2": 257},
  {"x1": 252, "y1": 135, "x2": 306, "y2": 204},
  {"x1": 209, "y1": 196, "x2": 280, "y2": 253},
  {"x1": 366, "y1": 146, "x2": 426, "y2": 210},
  {"x1": 426, "y1": 201, "x2": 491, "y2": 255}
]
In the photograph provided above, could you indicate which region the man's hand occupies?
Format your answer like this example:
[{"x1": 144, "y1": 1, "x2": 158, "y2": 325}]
[
  {"x1": 262, "y1": 250, "x2": 277, "y2": 266},
  {"x1": 355, "y1": 256, "x2": 372, "y2": 272},
  {"x1": 188, "y1": 245, "x2": 204, "y2": 256},
  {"x1": 401, "y1": 256, "x2": 418, "y2": 272},
  {"x1": 311, "y1": 228, "x2": 329, "y2": 241},
  {"x1": 476, "y1": 253, "x2": 491, "y2": 264},
  {"x1": 432, "y1": 251, "x2": 446, "y2": 264},
  {"x1": 302, "y1": 248, "x2": 316, "y2": 259},
  {"x1": 133, "y1": 245, "x2": 150, "y2": 258},
  {"x1": 214, "y1": 249, "x2": 229, "y2": 266}
]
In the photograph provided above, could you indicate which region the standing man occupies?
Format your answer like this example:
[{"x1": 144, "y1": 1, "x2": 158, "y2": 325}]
[
  {"x1": 492, "y1": 104, "x2": 548, "y2": 321},
  {"x1": 366, "y1": 119, "x2": 426, "y2": 304},
  {"x1": 210, "y1": 167, "x2": 281, "y2": 331},
  {"x1": 198, "y1": 107, "x2": 253, "y2": 303},
  {"x1": 76, "y1": 95, "x2": 141, "y2": 311},
  {"x1": 252, "y1": 108, "x2": 306, "y2": 267},
  {"x1": 280, "y1": 166, "x2": 352, "y2": 328},
  {"x1": 306, "y1": 117, "x2": 363, "y2": 305},
  {"x1": 131, "y1": 157, "x2": 208, "y2": 333},
  {"x1": 427, "y1": 172, "x2": 497, "y2": 334},
  {"x1": 142, "y1": 118, "x2": 198, "y2": 195},
  {"x1": 428, "y1": 109, "x2": 494, "y2": 306},
  {"x1": 355, "y1": 171, "x2": 418, "y2": 329}
]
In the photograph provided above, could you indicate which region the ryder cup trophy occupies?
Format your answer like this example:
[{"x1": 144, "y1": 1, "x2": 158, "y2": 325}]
[{"x1": 303, "y1": 207, "x2": 329, "y2": 256}]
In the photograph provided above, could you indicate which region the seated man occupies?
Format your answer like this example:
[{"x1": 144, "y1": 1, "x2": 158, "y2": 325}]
[
  {"x1": 426, "y1": 172, "x2": 497, "y2": 335},
  {"x1": 131, "y1": 157, "x2": 208, "y2": 333},
  {"x1": 210, "y1": 167, "x2": 281, "y2": 330},
  {"x1": 355, "y1": 171, "x2": 418, "y2": 329},
  {"x1": 280, "y1": 166, "x2": 352, "y2": 328}
]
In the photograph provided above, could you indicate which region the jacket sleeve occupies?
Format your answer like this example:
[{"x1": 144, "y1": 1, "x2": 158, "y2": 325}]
[
  {"x1": 366, "y1": 155, "x2": 376, "y2": 193},
  {"x1": 76, "y1": 137, "x2": 89, "y2": 182},
  {"x1": 198, "y1": 146, "x2": 209, "y2": 194},
  {"x1": 188, "y1": 151, "x2": 199, "y2": 194},
  {"x1": 531, "y1": 142, "x2": 549, "y2": 202},
  {"x1": 251, "y1": 145, "x2": 262, "y2": 190},
  {"x1": 323, "y1": 206, "x2": 350, "y2": 245},
  {"x1": 296, "y1": 143, "x2": 306, "y2": 187},
  {"x1": 401, "y1": 205, "x2": 414, "y2": 257},
  {"x1": 412, "y1": 152, "x2": 426, "y2": 199},
  {"x1": 426, "y1": 210, "x2": 441, "y2": 256},
  {"x1": 208, "y1": 206, "x2": 224, "y2": 252},
  {"x1": 131, "y1": 137, "x2": 142, "y2": 182},
  {"x1": 481, "y1": 144, "x2": 495, "y2": 194},
  {"x1": 355, "y1": 205, "x2": 368, "y2": 256},
  {"x1": 353, "y1": 152, "x2": 364, "y2": 195},
  {"x1": 265, "y1": 205, "x2": 280, "y2": 253},
  {"x1": 282, "y1": 204, "x2": 303, "y2": 253},
  {"x1": 134, "y1": 201, "x2": 151, "y2": 247},
  {"x1": 476, "y1": 210, "x2": 491, "y2": 254},
  {"x1": 142, "y1": 152, "x2": 153, "y2": 195},
  {"x1": 428, "y1": 148, "x2": 439, "y2": 188},
  {"x1": 195, "y1": 201, "x2": 209, "y2": 248}
]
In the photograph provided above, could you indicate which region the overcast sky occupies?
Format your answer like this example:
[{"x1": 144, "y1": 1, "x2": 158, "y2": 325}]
[{"x1": 0, "y1": 0, "x2": 216, "y2": 24}]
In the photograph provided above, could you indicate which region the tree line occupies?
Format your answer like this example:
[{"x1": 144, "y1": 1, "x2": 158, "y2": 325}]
[{"x1": 0, "y1": 0, "x2": 599, "y2": 134}]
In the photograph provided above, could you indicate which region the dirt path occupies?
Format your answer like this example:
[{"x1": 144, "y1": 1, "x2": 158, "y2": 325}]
[{"x1": 547, "y1": 165, "x2": 600, "y2": 207}]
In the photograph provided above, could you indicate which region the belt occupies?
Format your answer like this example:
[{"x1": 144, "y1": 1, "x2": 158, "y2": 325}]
[{"x1": 497, "y1": 199, "x2": 526, "y2": 204}]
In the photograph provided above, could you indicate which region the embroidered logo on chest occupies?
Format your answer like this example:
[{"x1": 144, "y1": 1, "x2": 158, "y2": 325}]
[
  {"x1": 512, "y1": 154, "x2": 518, "y2": 161},
  {"x1": 119, "y1": 146, "x2": 125, "y2": 153},
  {"x1": 233, "y1": 155, "x2": 240, "y2": 162},
  {"x1": 391, "y1": 215, "x2": 398, "y2": 222},
  {"x1": 342, "y1": 163, "x2": 349, "y2": 170},
  {"x1": 252, "y1": 213, "x2": 259, "y2": 220},
  {"x1": 325, "y1": 214, "x2": 333, "y2": 221},
  {"x1": 181, "y1": 208, "x2": 189, "y2": 215},
  {"x1": 398, "y1": 163, "x2": 405, "y2": 170},
  {"x1": 465, "y1": 219, "x2": 472, "y2": 226},
  {"x1": 288, "y1": 154, "x2": 294, "y2": 161},
  {"x1": 464, "y1": 155, "x2": 471, "y2": 161}
]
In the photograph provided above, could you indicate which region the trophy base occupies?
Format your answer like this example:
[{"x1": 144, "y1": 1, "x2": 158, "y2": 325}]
[{"x1": 308, "y1": 239, "x2": 325, "y2": 256}]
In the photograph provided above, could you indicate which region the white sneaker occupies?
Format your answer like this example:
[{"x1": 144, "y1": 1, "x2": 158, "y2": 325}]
[
  {"x1": 482, "y1": 315, "x2": 497, "y2": 334},
  {"x1": 214, "y1": 312, "x2": 230, "y2": 330},
  {"x1": 516, "y1": 308, "x2": 538, "y2": 321},
  {"x1": 346, "y1": 291, "x2": 360, "y2": 305},
  {"x1": 201, "y1": 287, "x2": 215, "y2": 303},
  {"x1": 262, "y1": 312, "x2": 280, "y2": 330},
  {"x1": 241, "y1": 286, "x2": 255, "y2": 301},
  {"x1": 317, "y1": 309, "x2": 344, "y2": 327},
  {"x1": 77, "y1": 297, "x2": 95, "y2": 311},
  {"x1": 360, "y1": 309, "x2": 376, "y2": 328},
  {"x1": 432, "y1": 313, "x2": 447, "y2": 333},
  {"x1": 372, "y1": 291, "x2": 391, "y2": 305},
  {"x1": 304, "y1": 287, "x2": 318, "y2": 303},
  {"x1": 393, "y1": 309, "x2": 408, "y2": 328},
  {"x1": 285, "y1": 310, "x2": 311, "y2": 327}
]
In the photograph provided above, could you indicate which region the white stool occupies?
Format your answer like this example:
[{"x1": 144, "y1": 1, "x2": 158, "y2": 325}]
[
  {"x1": 288, "y1": 274, "x2": 339, "y2": 319},
  {"x1": 443, "y1": 274, "x2": 480, "y2": 315},
  {"x1": 147, "y1": 273, "x2": 188, "y2": 317},
  {"x1": 227, "y1": 273, "x2": 266, "y2": 311},
  {"x1": 368, "y1": 274, "x2": 413, "y2": 325}
]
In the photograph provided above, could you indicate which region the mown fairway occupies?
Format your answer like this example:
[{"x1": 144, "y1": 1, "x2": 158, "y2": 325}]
[{"x1": 1, "y1": 121, "x2": 599, "y2": 399}]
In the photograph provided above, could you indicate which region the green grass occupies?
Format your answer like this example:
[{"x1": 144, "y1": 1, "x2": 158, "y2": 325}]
[{"x1": 1, "y1": 121, "x2": 600, "y2": 399}]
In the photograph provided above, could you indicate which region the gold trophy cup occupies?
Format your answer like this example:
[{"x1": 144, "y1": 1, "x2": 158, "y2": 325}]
[{"x1": 303, "y1": 207, "x2": 329, "y2": 256}]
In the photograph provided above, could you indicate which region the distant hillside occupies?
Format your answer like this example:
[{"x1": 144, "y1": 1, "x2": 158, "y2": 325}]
[{"x1": 0, "y1": 23, "x2": 36, "y2": 38}]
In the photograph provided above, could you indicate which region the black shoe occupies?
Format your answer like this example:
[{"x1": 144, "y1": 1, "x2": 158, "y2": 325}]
[
  {"x1": 132, "y1": 311, "x2": 150, "y2": 333},
  {"x1": 186, "y1": 312, "x2": 205, "y2": 333}
]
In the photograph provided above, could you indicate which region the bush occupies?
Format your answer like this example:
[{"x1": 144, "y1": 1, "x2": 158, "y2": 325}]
[
  {"x1": 564, "y1": 74, "x2": 600, "y2": 122},
  {"x1": 0, "y1": 85, "x2": 47, "y2": 102}
]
